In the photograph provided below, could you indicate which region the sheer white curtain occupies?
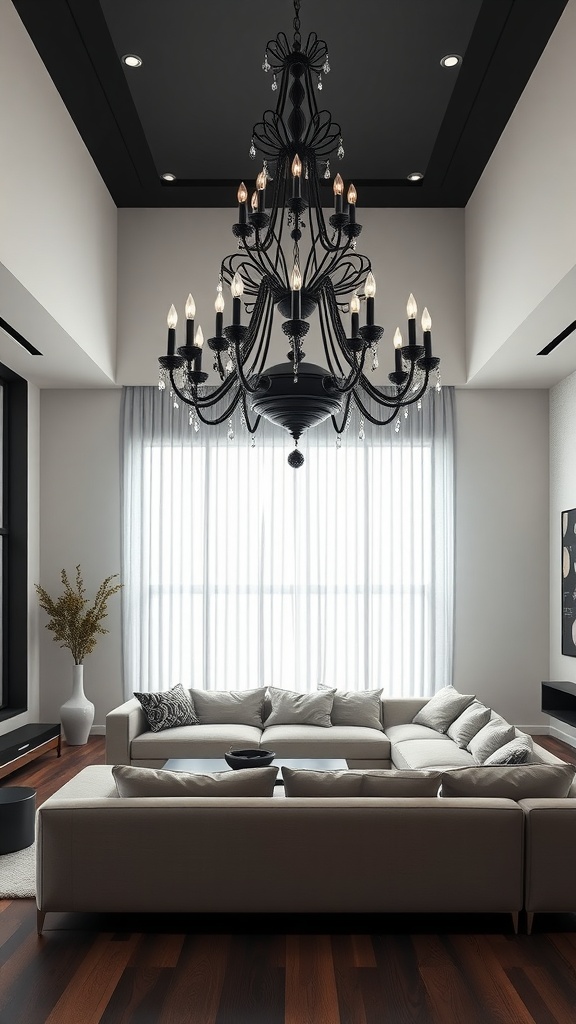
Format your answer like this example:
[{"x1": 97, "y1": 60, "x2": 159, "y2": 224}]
[{"x1": 121, "y1": 385, "x2": 454, "y2": 698}]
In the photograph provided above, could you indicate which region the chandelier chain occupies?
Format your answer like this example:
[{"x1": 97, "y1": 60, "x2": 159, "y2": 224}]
[{"x1": 293, "y1": 0, "x2": 301, "y2": 47}]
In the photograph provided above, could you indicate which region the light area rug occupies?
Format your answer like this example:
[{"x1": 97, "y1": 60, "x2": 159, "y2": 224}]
[{"x1": 0, "y1": 843, "x2": 35, "y2": 898}]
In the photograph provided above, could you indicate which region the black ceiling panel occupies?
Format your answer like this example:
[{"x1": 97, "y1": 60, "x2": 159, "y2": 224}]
[{"x1": 11, "y1": 0, "x2": 569, "y2": 208}]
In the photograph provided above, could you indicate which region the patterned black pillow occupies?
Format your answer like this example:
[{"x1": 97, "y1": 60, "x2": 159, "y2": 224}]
[{"x1": 134, "y1": 684, "x2": 199, "y2": 732}]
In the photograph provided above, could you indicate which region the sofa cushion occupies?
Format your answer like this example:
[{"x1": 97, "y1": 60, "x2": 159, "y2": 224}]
[
  {"x1": 483, "y1": 736, "x2": 533, "y2": 766},
  {"x1": 392, "y1": 738, "x2": 475, "y2": 771},
  {"x1": 261, "y1": 724, "x2": 390, "y2": 760},
  {"x1": 467, "y1": 717, "x2": 516, "y2": 764},
  {"x1": 112, "y1": 763, "x2": 278, "y2": 797},
  {"x1": 412, "y1": 686, "x2": 475, "y2": 733},
  {"x1": 440, "y1": 764, "x2": 576, "y2": 800},
  {"x1": 133, "y1": 684, "x2": 199, "y2": 732},
  {"x1": 385, "y1": 724, "x2": 453, "y2": 743},
  {"x1": 265, "y1": 688, "x2": 334, "y2": 728},
  {"x1": 131, "y1": 724, "x2": 264, "y2": 760},
  {"x1": 319, "y1": 685, "x2": 383, "y2": 731},
  {"x1": 189, "y1": 688, "x2": 266, "y2": 727},
  {"x1": 282, "y1": 767, "x2": 442, "y2": 798},
  {"x1": 447, "y1": 701, "x2": 492, "y2": 748}
]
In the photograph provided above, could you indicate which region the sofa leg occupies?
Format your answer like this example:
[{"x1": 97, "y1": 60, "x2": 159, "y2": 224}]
[
  {"x1": 526, "y1": 911, "x2": 534, "y2": 935},
  {"x1": 36, "y1": 910, "x2": 46, "y2": 936},
  {"x1": 511, "y1": 911, "x2": 519, "y2": 934}
]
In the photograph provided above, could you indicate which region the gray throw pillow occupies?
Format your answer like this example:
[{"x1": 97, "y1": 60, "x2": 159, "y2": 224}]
[
  {"x1": 483, "y1": 736, "x2": 533, "y2": 766},
  {"x1": 447, "y1": 700, "x2": 492, "y2": 748},
  {"x1": 319, "y1": 685, "x2": 383, "y2": 730},
  {"x1": 440, "y1": 763, "x2": 575, "y2": 800},
  {"x1": 467, "y1": 717, "x2": 515, "y2": 763},
  {"x1": 133, "y1": 683, "x2": 199, "y2": 732},
  {"x1": 283, "y1": 768, "x2": 365, "y2": 796},
  {"x1": 189, "y1": 687, "x2": 266, "y2": 727},
  {"x1": 112, "y1": 763, "x2": 278, "y2": 797},
  {"x1": 265, "y1": 688, "x2": 334, "y2": 728},
  {"x1": 412, "y1": 686, "x2": 475, "y2": 733},
  {"x1": 360, "y1": 770, "x2": 442, "y2": 797},
  {"x1": 282, "y1": 767, "x2": 442, "y2": 797}
]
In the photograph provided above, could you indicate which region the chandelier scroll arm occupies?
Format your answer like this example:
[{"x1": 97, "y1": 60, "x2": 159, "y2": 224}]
[
  {"x1": 194, "y1": 387, "x2": 244, "y2": 427},
  {"x1": 350, "y1": 390, "x2": 401, "y2": 428},
  {"x1": 240, "y1": 392, "x2": 262, "y2": 436},
  {"x1": 331, "y1": 391, "x2": 353, "y2": 435},
  {"x1": 166, "y1": 365, "x2": 243, "y2": 424}
]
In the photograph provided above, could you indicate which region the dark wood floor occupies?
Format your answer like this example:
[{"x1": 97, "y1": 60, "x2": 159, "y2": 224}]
[{"x1": 1, "y1": 734, "x2": 576, "y2": 1023}]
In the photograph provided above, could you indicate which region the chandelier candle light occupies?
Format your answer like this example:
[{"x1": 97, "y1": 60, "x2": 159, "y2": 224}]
[{"x1": 158, "y1": 0, "x2": 441, "y2": 466}]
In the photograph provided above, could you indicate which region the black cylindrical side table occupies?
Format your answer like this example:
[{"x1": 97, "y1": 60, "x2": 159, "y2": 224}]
[{"x1": 0, "y1": 787, "x2": 36, "y2": 854}]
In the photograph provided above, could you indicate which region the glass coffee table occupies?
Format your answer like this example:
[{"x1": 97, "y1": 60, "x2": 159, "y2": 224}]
[{"x1": 163, "y1": 756, "x2": 347, "y2": 786}]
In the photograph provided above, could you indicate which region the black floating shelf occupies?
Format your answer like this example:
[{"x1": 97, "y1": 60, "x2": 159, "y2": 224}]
[{"x1": 542, "y1": 681, "x2": 576, "y2": 726}]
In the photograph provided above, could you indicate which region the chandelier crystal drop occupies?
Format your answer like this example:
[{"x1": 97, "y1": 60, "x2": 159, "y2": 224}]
[{"x1": 158, "y1": 0, "x2": 440, "y2": 467}]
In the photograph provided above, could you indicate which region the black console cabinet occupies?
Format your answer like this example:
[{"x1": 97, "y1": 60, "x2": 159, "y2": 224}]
[
  {"x1": 542, "y1": 681, "x2": 576, "y2": 727},
  {"x1": 0, "y1": 723, "x2": 60, "y2": 780}
]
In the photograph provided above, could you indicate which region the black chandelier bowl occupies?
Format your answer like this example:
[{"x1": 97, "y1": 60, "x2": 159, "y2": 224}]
[
  {"x1": 251, "y1": 361, "x2": 343, "y2": 441},
  {"x1": 276, "y1": 289, "x2": 317, "y2": 320}
]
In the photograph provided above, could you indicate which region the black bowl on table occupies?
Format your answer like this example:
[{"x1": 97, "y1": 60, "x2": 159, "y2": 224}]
[{"x1": 224, "y1": 748, "x2": 275, "y2": 770}]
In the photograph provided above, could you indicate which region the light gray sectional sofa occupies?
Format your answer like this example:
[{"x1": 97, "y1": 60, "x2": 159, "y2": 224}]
[
  {"x1": 38, "y1": 684, "x2": 576, "y2": 934},
  {"x1": 105, "y1": 684, "x2": 564, "y2": 772}
]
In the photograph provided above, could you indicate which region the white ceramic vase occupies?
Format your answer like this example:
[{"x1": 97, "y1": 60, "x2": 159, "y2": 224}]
[{"x1": 60, "y1": 664, "x2": 94, "y2": 745}]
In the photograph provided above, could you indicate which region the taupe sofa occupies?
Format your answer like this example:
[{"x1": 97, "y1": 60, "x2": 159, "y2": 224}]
[
  {"x1": 105, "y1": 694, "x2": 563, "y2": 772},
  {"x1": 36, "y1": 764, "x2": 525, "y2": 934}
]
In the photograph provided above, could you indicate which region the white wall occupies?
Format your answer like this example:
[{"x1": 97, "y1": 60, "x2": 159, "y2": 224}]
[
  {"x1": 465, "y1": 0, "x2": 576, "y2": 381},
  {"x1": 116, "y1": 207, "x2": 466, "y2": 387},
  {"x1": 38, "y1": 390, "x2": 122, "y2": 729},
  {"x1": 453, "y1": 388, "x2": 550, "y2": 729},
  {"x1": 36, "y1": 386, "x2": 550, "y2": 731},
  {"x1": 549, "y1": 369, "x2": 576, "y2": 743},
  {"x1": 0, "y1": 0, "x2": 117, "y2": 380}
]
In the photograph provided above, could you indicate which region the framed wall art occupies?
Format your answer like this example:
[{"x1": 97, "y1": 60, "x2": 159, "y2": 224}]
[{"x1": 562, "y1": 508, "x2": 576, "y2": 656}]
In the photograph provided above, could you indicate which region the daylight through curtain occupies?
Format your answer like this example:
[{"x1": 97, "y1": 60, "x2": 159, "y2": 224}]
[{"x1": 121, "y1": 385, "x2": 454, "y2": 697}]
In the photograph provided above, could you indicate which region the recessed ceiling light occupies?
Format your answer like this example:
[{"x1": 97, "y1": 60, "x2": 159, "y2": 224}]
[
  {"x1": 161, "y1": 173, "x2": 176, "y2": 182},
  {"x1": 122, "y1": 54, "x2": 142, "y2": 68},
  {"x1": 440, "y1": 54, "x2": 462, "y2": 68},
  {"x1": 407, "y1": 172, "x2": 423, "y2": 182}
]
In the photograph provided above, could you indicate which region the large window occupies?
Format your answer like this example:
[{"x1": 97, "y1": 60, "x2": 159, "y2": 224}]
[
  {"x1": 122, "y1": 386, "x2": 454, "y2": 698},
  {"x1": 0, "y1": 363, "x2": 28, "y2": 716}
]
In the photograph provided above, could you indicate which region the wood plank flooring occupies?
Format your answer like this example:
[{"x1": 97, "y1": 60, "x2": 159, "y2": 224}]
[{"x1": 1, "y1": 734, "x2": 576, "y2": 1023}]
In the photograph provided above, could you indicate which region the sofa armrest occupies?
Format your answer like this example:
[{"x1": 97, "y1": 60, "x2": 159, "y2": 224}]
[
  {"x1": 105, "y1": 698, "x2": 147, "y2": 765},
  {"x1": 520, "y1": 798, "x2": 576, "y2": 916}
]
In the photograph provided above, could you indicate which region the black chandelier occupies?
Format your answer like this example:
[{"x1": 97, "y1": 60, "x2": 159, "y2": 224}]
[{"x1": 158, "y1": 0, "x2": 440, "y2": 467}]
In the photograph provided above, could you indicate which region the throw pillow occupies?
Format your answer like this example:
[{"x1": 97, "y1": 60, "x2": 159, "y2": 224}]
[
  {"x1": 483, "y1": 736, "x2": 533, "y2": 766},
  {"x1": 319, "y1": 685, "x2": 383, "y2": 730},
  {"x1": 112, "y1": 764, "x2": 278, "y2": 797},
  {"x1": 189, "y1": 687, "x2": 267, "y2": 727},
  {"x1": 412, "y1": 686, "x2": 475, "y2": 733},
  {"x1": 282, "y1": 767, "x2": 442, "y2": 797},
  {"x1": 447, "y1": 700, "x2": 492, "y2": 748},
  {"x1": 360, "y1": 770, "x2": 442, "y2": 797},
  {"x1": 467, "y1": 717, "x2": 516, "y2": 764},
  {"x1": 282, "y1": 768, "x2": 364, "y2": 797},
  {"x1": 265, "y1": 688, "x2": 335, "y2": 728},
  {"x1": 133, "y1": 683, "x2": 199, "y2": 733},
  {"x1": 439, "y1": 763, "x2": 576, "y2": 800}
]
